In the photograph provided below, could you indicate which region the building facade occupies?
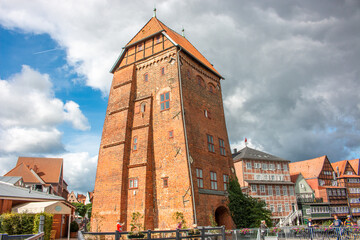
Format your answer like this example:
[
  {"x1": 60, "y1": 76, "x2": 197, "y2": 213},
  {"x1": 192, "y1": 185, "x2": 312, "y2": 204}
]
[
  {"x1": 332, "y1": 160, "x2": 360, "y2": 217},
  {"x1": 289, "y1": 156, "x2": 349, "y2": 220},
  {"x1": 91, "y1": 16, "x2": 235, "y2": 231},
  {"x1": 233, "y1": 147, "x2": 297, "y2": 225}
]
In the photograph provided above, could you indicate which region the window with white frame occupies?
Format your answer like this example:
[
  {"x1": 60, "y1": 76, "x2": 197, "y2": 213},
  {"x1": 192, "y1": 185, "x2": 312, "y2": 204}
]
[
  {"x1": 342, "y1": 189, "x2": 346, "y2": 196},
  {"x1": 283, "y1": 164, "x2": 288, "y2": 171},
  {"x1": 255, "y1": 174, "x2": 261, "y2": 180},
  {"x1": 283, "y1": 186, "x2": 288, "y2": 196},
  {"x1": 277, "y1": 164, "x2": 282, "y2": 170},
  {"x1": 262, "y1": 163, "x2": 268, "y2": 170},
  {"x1": 269, "y1": 164, "x2": 275, "y2": 170},
  {"x1": 289, "y1": 186, "x2": 294, "y2": 195},
  {"x1": 251, "y1": 185, "x2": 257, "y2": 192},
  {"x1": 285, "y1": 203, "x2": 290, "y2": 212},
  {"x1": 319, "y1": 179, "x2": 325, "y2": 186},
  {"x1": 268, "y1": 186, "x2": 273, "y2": 195},
  {"x1": 271, "y1": 175, "x2": 275, "y2": 181},
  {"x1": 210, "y1": 171, "x2": 217, "y2": 190},
  {"x1": 246, "y1": 162, "x2": 252, "y2": 169},
  {"x1": 277, "y1": 204, "x2": 282, "y2": 212},
  {"x1": 276, "y1": 186, "x2": 280, "y2": 196},
  {"x1": 270, "y1": 205, "x2": 274, "y2": 212},
  {"x1": 254, "y1": 163, "x2": 261, "y2": 169},
  {"x1": 260, "y1": 185, "x2": 265, "y2": 193}
]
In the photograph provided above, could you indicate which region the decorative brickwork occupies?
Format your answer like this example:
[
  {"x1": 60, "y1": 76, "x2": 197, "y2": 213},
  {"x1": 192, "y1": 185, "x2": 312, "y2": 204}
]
[{"x1": 92, "y1": 17, "x2": 235, "y2": 231}]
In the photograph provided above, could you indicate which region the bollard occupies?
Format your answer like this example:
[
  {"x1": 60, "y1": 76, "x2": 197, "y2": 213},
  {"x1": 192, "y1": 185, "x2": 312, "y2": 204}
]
[
  {"x1": 147, "y1": 230, "x2": 151, "y2": 240},
  {"x1": 176, "y1": 228, "x2": 180, "y2": 240},
  {"x1": 221, "y1": 226, "x2": 225, "y2": 240},
  {"x1": 115, "y1": 230, "x2": 120, "y2": 240},
  {"x1": 39, "y1": 215, "x2": 45, "y2": 233}
]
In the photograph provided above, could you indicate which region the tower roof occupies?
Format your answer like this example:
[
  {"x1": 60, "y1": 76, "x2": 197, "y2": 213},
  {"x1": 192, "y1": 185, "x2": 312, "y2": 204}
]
[
  {"x1": 232, "y1": 146, "x2": 288, "y2": 162},
  {"x1": 111, "y1": 17, "x2": 222, "y2": 78}
]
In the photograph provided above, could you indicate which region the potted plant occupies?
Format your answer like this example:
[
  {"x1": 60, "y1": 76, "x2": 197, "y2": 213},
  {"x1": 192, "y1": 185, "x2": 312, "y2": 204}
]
[
  {"x1": 70, "y1": 220, "x2": 79, "y2": 238},
  {"x1": 128, "y1": 212, "x2": 145, "y2": 239}
]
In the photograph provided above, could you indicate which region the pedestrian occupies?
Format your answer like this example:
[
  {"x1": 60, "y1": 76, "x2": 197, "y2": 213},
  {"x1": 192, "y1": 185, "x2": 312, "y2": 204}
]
[
  {"x1": 330, "y1": 215, "x2": 343, "y2": 240},
  {"x1": 344, "y1": 215, "x2": 353, "y2": 228},
  {"x1": 117, "y1": 220, "x2": 125, "y2": 232},
  {"x1": 307, "y1": 218, "x2": 314, "y2": 240},
  {"x1": 260, "y1": 220, "x2": 268, "y2": 240}
]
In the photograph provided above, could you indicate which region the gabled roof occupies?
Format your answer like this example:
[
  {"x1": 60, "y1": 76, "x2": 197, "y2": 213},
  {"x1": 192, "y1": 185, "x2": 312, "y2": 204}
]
[
  {"x1": 0, "y1": 176, "x2": 22, "y2": 185},
  {"x1": 232, "y1": 146, "x2": 288, "y2": 162},
  {"x1": 16, "y1": 157, "x2": 63, "y2": 183},
  {"x1": 331, "y1": 160, "x2": 348, "y2": 177},
  {"x1": 290, "y1": 172, "x2": 301, "y2": 183},
  {"x1": 348, "y1": 159, "x2": 360, "y2": 175},
  {"x1": 111, "y1": 17, "x2": 222, "y2": 78},
  {"x1": 0, "y1": 181, "x2": 64, "y2": 201},
  {"x1": 289, "y1": 155, "x2": 329, "y2": 179},
  {"x1": 5, "y1": 163, "x2": 41, "y2": 183}
]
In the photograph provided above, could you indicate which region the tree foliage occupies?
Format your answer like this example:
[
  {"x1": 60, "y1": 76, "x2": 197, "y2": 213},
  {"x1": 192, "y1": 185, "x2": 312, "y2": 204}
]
[
  {"x1": 228, "y1": 177, "x2": 272, "y2": 228},
  {"x1": 72, "y1": 202, "x2": 87, "y2": 217}
]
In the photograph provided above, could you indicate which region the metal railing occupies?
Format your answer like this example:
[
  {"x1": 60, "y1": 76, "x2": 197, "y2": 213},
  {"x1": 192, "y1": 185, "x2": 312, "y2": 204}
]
[{"x1": 79, "y1": 226, "x2": 226, "y2": 240}]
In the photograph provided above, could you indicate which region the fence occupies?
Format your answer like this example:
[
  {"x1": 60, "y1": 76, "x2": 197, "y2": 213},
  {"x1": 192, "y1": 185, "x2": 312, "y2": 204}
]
[
  {"x1": 232, "y1": 226, "x2": 360, "y2": 240},
  {"x1": 79, "y1": 226, "x2": 227, "y2": 240}
]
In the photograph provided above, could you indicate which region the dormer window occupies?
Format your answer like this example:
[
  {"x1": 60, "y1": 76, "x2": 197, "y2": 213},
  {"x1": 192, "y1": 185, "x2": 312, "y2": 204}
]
[{"x1": 137, "y1": 44, "x2": 143, "y2": 51}]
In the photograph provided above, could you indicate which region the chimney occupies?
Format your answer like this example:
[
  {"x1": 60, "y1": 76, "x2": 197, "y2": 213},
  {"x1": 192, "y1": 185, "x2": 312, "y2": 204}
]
[{"x1": 233, "y1": 148, "x2": 237, "y2": 154}]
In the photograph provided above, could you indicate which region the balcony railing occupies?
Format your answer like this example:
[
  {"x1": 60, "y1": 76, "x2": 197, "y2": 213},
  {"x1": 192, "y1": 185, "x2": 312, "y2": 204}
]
[{"x1": 297, "y1": 197, "x2": 323, "y2": 203}]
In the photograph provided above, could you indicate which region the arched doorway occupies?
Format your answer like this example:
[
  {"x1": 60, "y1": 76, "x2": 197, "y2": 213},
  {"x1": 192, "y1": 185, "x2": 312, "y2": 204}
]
[{"x1": 215, "y1": 206, "x2": 233, "y2": 229}]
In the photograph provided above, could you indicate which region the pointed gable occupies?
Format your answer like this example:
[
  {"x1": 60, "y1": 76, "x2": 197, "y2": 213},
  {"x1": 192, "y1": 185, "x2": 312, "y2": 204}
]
[
  {"x1": 289, "y1": 155, "x2": 329, "y2": 179},
  {"x1": 5, "y1": 163, "x2": 41, "y2": 183},
  {"x1": 111, "y1": 17, "x2": 222, "y2": 78},
  {"x1": 332, "y1": 160, "x2": 357, "y2": 178},
  {"x1": 16, "y1": 157, "x2": 63, "y2": 183},
  {"x1": 348, "y1": 159, "x2": 360, "y2": 175}
]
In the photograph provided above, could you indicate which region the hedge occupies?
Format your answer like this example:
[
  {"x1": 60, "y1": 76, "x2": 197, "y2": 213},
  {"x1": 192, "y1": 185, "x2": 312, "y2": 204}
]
[
  {"x1": 0, "y1": 212, "x2": 53, "y2": 240},
  {"x1": 33, "y1": 213, "x2": 53, "y2": 240}
]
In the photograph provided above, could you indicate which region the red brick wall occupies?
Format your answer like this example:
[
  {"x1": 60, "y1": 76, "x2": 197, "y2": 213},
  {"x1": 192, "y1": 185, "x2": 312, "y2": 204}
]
[{"x1": 92, "y1": 33, "x2": 235, "y2": 231}]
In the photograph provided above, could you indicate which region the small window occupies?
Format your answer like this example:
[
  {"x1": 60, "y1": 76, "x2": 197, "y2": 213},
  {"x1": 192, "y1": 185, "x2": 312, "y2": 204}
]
[
  {"x1": 160, "y1": 92, "x2": 170, "y2": 110},
  {"x1": 277, "y1": 164, "x2": 282, "y2": 170},
  {"x1": 223, "y1": 174, "x2": 229, "y2": 191},
  {"x1": 207, "y1": 134, "x2": 215, "y2": 152},
  {"x1": 156, "y1": 35, "x2": 161, "y2": 43},
  {"x1": 129, "y1": 178, "x2": 138, "y2": 189},
  {"x1": 282, "y1": 186, "x2": 288, "y2": 196},
  {"x1": 162, "y1": 177, "x2": 168, "y2": 188},
  {"x1": 251, "y1": 185, "x2": 257, "y2": 192},
  {"x1": 196, "y1": 168, "x2": 203, "y2": 188},
  {"x1": 278, "y1": 204, "x2": 282, "y2": 212},
  {"x1": 161, "y1": 67, "x2": 165, "y2": 75},
  {"x1": 169, "y1": 130, "x2": 174, "y2": 138},
  {"x1": 187, "y1": 70, "x2": 191, "y2": 79},
  {"x1": 219, "y1": 138, "x2": 226, "y2": 156},
  {"x1": 141, "y1": 102, "x2": 146, "y2": 113},
  {"x1": 204, "y1": 109, "x2": 211, "y2": 119},
  {"x1": 268, "y1": 185, "x2": 273, "y2": 195},
  {"x1": 144, "y1": 73, "x2": 149, "y2": 82},
  {"x1": 133, "y1": 136, "x2": 138, "y2": 151},
  {"x1": 208, "y1": 84, "x2": 216, "y2": 93},
  {"x1": 137, "y1": 44, "x2": 143, "y2": 51},
  {"x1": 276, "y1": 186, "x2": 280, "y2": 196},
  {"x1": 210, "y1": 171, "x2": 217, "y2": 190},
  {"x1": 260, "y1": 185, "x2": 265, "y2": 193}
]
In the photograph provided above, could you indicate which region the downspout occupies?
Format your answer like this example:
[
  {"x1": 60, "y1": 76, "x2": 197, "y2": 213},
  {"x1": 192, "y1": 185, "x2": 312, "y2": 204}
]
[{"x1": 176, "y1": 47, "x2": 197, "y2": 225}]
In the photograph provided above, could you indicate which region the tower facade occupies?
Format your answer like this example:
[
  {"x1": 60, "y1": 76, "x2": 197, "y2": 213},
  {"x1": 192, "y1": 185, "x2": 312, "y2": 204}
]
[{"x1": 91, "y1": 17, "x2": 234, "y2": 231}]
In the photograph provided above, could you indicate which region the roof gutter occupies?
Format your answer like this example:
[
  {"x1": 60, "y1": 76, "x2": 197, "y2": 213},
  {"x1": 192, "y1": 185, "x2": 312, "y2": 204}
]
[{"x1": 176, "y1": 46, "x2": 197, "y2": 225}]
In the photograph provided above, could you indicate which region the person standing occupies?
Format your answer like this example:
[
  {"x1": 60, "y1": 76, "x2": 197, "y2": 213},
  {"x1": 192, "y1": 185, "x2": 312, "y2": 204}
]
[
  {"x1": 307, "y1": 218, "x2": 314, "y2": 240},
  {"x1": 330, "y1": 215, "x2": 343, "y2": 240},
  {"x1": 260, "y1": 220, "x2": 268, "y2": 240},
  {"x1": 117, "y1": 220, "x2": 125, "y2": 232}
]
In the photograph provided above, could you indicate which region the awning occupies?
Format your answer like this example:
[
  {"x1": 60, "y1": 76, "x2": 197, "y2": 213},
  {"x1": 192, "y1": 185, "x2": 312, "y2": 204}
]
[{"x1": 12, "y1": 201, "x2": 71, "y2": 214}]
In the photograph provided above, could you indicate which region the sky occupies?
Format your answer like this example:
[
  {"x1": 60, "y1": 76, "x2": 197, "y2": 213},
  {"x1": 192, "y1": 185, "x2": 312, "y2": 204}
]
[{"x1": 1, "y1": 0, "x2": 360, "y2": 194}]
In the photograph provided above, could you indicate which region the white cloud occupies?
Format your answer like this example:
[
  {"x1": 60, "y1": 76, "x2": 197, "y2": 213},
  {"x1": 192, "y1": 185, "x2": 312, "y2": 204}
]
[{"x1": 0, "y1": 65, "x2": 90, "y2": 154}]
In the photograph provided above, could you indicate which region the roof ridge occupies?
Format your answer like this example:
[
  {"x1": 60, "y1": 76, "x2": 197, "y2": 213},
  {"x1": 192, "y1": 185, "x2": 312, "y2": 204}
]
[{"x1": 126, "y1": 17, "x2": 164, "y2": 46}]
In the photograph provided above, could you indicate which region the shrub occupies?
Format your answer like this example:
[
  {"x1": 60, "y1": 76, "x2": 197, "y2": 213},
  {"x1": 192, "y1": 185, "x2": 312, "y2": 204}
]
[
  {"x1": 70, "y1": 221, "x2": 79, "y2": 232},
  {"x1": 0, "y1": 213, "x2": 34, "y2": 235},
  {"x1": 33, "y1": 213, "x2": 53, "y2": 240}
]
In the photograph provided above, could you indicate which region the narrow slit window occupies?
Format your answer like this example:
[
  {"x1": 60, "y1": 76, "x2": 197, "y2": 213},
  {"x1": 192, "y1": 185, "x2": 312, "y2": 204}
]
[
  {"x1": 133, "y1": 136, "x2": 138, "y2": 151},
  {"x1": 144, "y1": 73, "x2": 149, "y2": 82}
]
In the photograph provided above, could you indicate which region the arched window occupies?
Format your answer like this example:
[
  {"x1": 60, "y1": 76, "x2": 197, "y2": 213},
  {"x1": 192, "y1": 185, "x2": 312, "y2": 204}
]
[
  {"x1": 208, "y1": 83, "x2": 216, "y2": 93},
  {"x1": 196, "y1": 75, "x2": 205, "y2": 88}
]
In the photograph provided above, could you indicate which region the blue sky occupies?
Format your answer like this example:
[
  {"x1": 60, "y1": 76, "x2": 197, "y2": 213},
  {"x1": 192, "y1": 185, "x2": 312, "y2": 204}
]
[{"x1": 1, "y1": 0, "x2": 360, "y2": 194}]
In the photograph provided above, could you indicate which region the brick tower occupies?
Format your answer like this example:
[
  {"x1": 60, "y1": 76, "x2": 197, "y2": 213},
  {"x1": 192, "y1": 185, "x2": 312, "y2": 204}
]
[{"x1": 91, "y1": 16, "x2": 235, "y2": 231}]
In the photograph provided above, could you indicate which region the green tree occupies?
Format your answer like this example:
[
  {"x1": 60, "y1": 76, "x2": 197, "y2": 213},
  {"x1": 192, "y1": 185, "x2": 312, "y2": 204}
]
[
  {"x1": 85, "y1": 203, "x2": 92, "y2": 219},
  {"x1": 72, "y1": 202, "x2": 87, "y2": 218},
  {"x1": 228, "y1": 177, "x2": 272, "y2": 228}
]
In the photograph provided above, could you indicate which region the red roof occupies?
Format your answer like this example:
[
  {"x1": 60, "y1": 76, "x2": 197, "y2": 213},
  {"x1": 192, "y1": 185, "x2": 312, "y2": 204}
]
[
  {"x1": 5, "y1": 163, "x2": 40, "y2": 183},
  {"x1": 16, "y1": 157, "x2": 63, "y2": 183},
  {"x1": 115, "y1": 17, "x2": 221, "y2": 78},
  {"x1": 289, "y1": 155, "x2": 328, "y2": 179},
  {"x1": 331, "y1": 160, "x2": 347, "y2": 177},
  {"x1": 348, "y1": 159, "x2": 360, "y2": 175}
]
